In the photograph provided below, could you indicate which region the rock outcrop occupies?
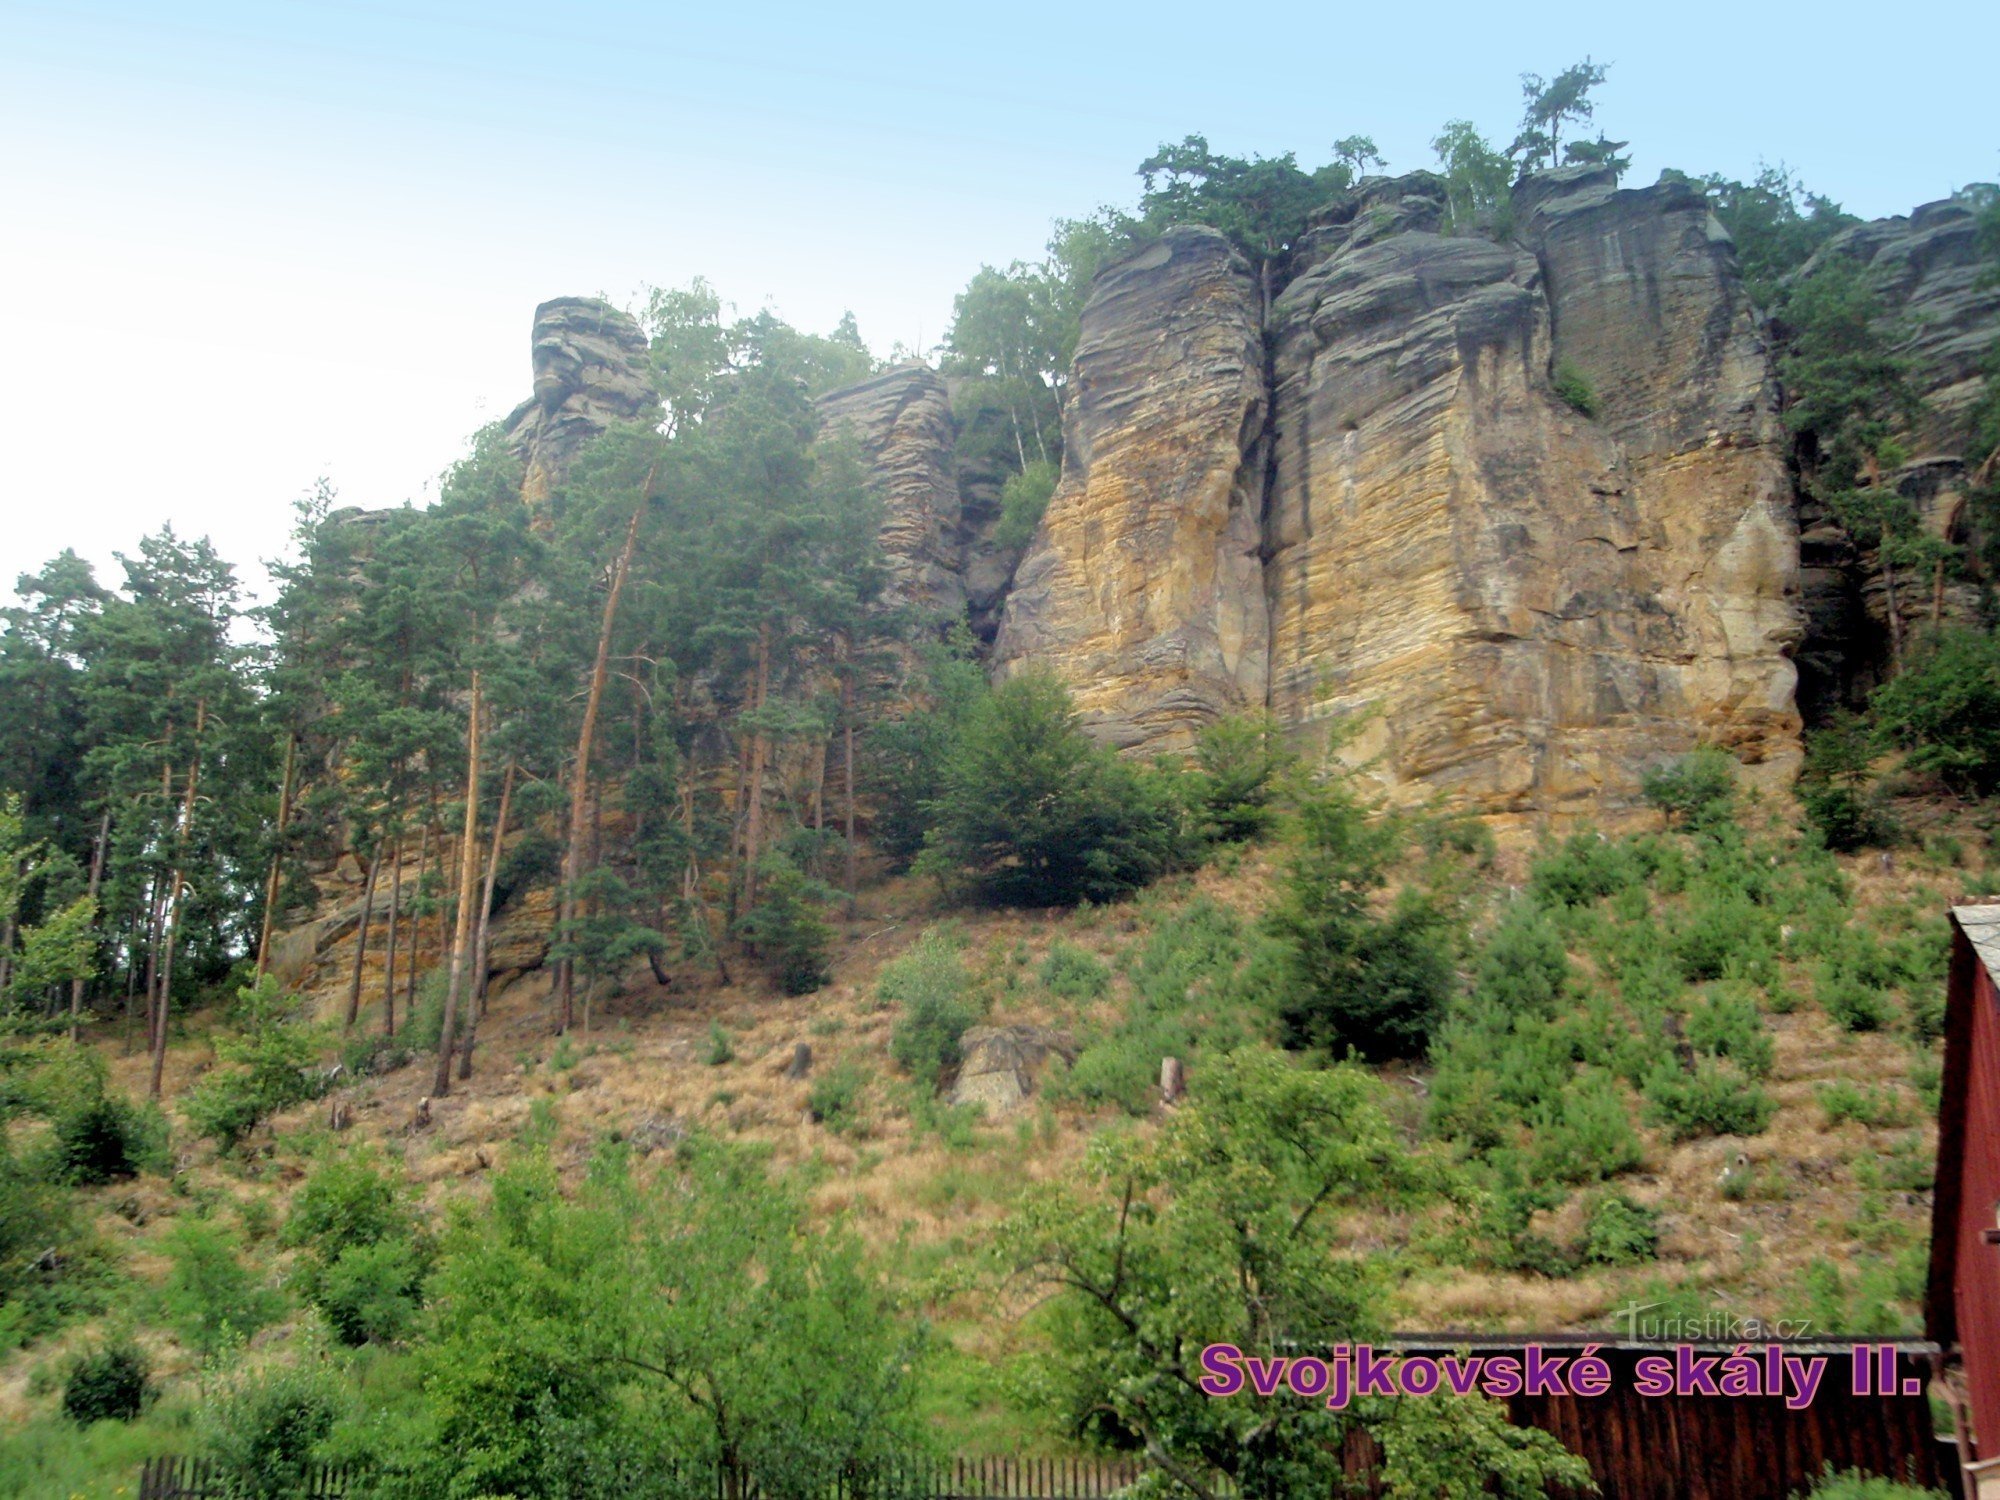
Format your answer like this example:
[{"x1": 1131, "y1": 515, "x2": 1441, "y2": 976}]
[
  {"x1": 990, "y1": 170, "x2": 1802, "y2": 823},
  {"x1": 948, "y1": 1025, "x2": 1077, "y2": 1113},
  {"x1": 993, "y1": 226, "x2": 1271, "y2": 750},
  {"x1": 1792, "y1": 197, "x2": 2000, "y2": 710},
  {"x1": 504, "y1": 297, "x2": 657, "y2": 521},
  {"x1": 816, "y1": 365, "x2": 966, "y2": 619}
]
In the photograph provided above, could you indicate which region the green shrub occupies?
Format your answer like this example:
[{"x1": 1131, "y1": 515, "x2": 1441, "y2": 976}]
[
  {"x1": 312, "y1": 1238, "x2": 426, "y2": 1346},
  {"x1": 1038, "y1": 941, "x2": 1109, "y2": 1003},
  {"x1": 1530, "y1": 833, "x2": 1644, "y2": 907},
  {"x1": 1818, "y1": 1080, "x2": 1914, "y2": 1130},
  {"x1": 993, "y1": 458, "x2": 1058, "y2": 553},
  {"x1": 196, "y1": 1358, "x2": 344, "y2": 1500},
  {"x1": 1674, "y1": 891, "x2": 1779, "y2": 985},
  {"x1": 338, "y1": 1030, "x2": 411, "y2": 1078},
  {"x1": 704, "y1": 1021, "x2": 735, "y2": 1066},
  {"x1": 885, "y1": 927, "x2": 986, "y2": 1088},
  {"x1": 1793, "y1": 1463, "x2": 1947, "y2": 1498},
  {"x1": 1869, "y1": 628, "x2": 2000, "y2": 797},
  {"x1": 734, "y1": 855, "x2": 833, "y2": 995},
  {"x1": 157, "y1": 1219, "x2": 283, "y2": 1355},
  {"x1": 181, "y1": 978, "x2": 328, "y2": 1149},
  {"x1": 60, "y1": 1341, "x2": 150, "y2": 1424},
  {"x1": 915, "y1": 673, "x2": 1190, "y2": 906},
  {"x1": 1818, "y1": 968, "x2": 1892, "y2": 1033},
  {"x1": 1643, "y1": 1058, "x2": 1775, "y2": 1141},
  {"x1": 42, "y1": 1090, "x2": 168, "y2": 1185},
  {"x1": 1685, "y1": 989, "x2": 1775, "y2": 1078},
  {"x1": 1582, "y1": 1193, "x2": 1660, "y2": 1266},
  {"x1": 1472, "y1": 902, "x2": 1570, "y2": 1016},
  {"x1": 1191, "y1": 713, "x2": 1295, "y2": 844},
  {"x1": 1553, "y1": 359, "x2": 1599, "y2": 417},
  {"x1": 1270, "y1": 790, "x2": 1454, "y2": 1061},
  {"x1": 1641, "y1": 748, "x2": 1739, "y2": 832},
  {"x1": 1529, "y1": 1069, "x2": 1643, "y2": 1184},
  {"x1": 807, "y1": 1061, "x2": 866, "y2": 1131}
]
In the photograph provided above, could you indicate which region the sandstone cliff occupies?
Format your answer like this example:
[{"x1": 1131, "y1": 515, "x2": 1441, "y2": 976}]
[
  {"x1": 1792, "y1": 198, "x2": 2000, "y2": 708},
  {"x1": 816, "y1": 364, "x2": 966, "y2": 620},
  {"x1": 991, "y1": 171, "x2": 1801, "y2": 822},
  {"x1": 505, "y1": 297, "x2": 657, "y2": 522},
  {"x1": 993, "y1": 227, "x2": 1271, "y2": 750}
]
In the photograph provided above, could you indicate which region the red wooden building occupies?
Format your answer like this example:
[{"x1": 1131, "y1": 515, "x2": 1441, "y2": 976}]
[{"x1": 1929, "y1": 903, "x2": 2000, "y2": 1494}]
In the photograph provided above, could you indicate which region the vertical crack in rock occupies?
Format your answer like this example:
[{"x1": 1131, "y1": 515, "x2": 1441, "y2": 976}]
[{"x1": 992, "y1": 226, "x2": 1272, "y2": 751}]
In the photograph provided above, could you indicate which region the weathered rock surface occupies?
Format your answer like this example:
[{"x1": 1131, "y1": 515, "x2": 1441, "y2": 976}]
[
  {"x1": 1000, "y1": 170, "x2": 1804, "y2": 824},
  {"x1": 504, "y1": 297, "x2": 657, "y2": 520},
  {"x1": 1792, "y1": 198, "x2": 2000, "y2": 707},
  {"x1": 816, "y1": 364, "x2": 966, "y2": 618},
  {"x1": 994, "y1": 226, "x2": 1271, "y2": 750},
  {"x1": 948, "y1": 1025, "x2": 1077, "y2": 1113}
]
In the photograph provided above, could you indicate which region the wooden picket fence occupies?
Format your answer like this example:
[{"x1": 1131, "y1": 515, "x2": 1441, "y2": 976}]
[{"x1": 138, "y1": 1452, "x2": 1162, "y2": 1499}]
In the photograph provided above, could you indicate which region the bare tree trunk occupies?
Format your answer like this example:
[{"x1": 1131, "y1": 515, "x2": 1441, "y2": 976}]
[
  {"x1": 435, "y1": 672, "x2": 482, "y2": 1097},
  {"x1": 841, "y1": 636, "x2": 858, "y2": 919},
  {"x1": 472, "y1": 760, "x2": 516, "y2": 1017},
  {"x1": 254, "y1": 734, "x2": 298, "y2": 977},
  {"x1": 382, "y1": 833, "x2": 403, "y2": 1037},
  {"x1": 345, "y1": 838, "x2": 382, "y2": 1029},
  {"x1": 1868, "y1": 453, "x2": 1905, "y2": 671},
  {"x1": 741, "y1": 621, "x2": 772, "y2": 910},
  {"x1": 68, "y1": 809, "x2": 110, "y2": 1042},
  {"x1": 150, "y1": 699, "x2": 205, "y2": 1100},
  {"x1": 407, "y1": 816, "x2": 432, "y2": 1020},
  {"x1": 134, "y1": 874, "x2": 163, "y2": 1056},
  {"x1": 559, "y1": 487, "x2": 650, "y2": 1033}
]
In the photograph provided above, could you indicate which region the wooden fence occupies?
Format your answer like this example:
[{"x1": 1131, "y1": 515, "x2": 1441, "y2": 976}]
[{"x1": 138, "y1": 1453, "x2": 1156, "y2": 1499}]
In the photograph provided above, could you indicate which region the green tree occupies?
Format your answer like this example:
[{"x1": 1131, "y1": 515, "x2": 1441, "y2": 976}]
[
  {"x1": 1431, "y1": 120, "x2": 1514, "y2": 235},
  {"x1": 916, "y1": 673, "x2": 1186, "y2": 906},
  {"x1": 1510, "y1": 59, "x2": 1613, "y2": 172},
  {"x1": 1267, "y1": 787, "x2": 1455, "y2": 1061}
]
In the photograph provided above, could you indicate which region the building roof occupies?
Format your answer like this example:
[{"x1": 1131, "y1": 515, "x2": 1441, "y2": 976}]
[{"x1": 1958, "y1": 904, "x2": 2000, "y2": 983}]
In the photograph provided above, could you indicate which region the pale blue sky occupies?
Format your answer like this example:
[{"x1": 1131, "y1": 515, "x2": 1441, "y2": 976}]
[{"x1": 4, "y1": 0, "x2": 1995, "y2": 596}]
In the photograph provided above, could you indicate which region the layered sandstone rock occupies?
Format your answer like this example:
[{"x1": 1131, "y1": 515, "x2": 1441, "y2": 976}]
[
  {"x1": 504, "y1": 297, "x2": 657, "y2": 520},
  {"x1": 993, "y1": 226, "x2": 1271, "y2": 750},
  {"x1": 816, "y1": 364, "x2": 966, "y2": 618},
  {"x1": 1267, "y1": 169, "x2": 1798, "y2": 822}
]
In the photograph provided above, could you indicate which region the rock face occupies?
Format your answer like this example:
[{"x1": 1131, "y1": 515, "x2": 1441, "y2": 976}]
[
  {"x1": 816, "y1": 365, "x2": 966, "y2": 619},
  {"x1": 504, "y1": 297, "x2": 657, "y2": 521},
  {"x1": 990, "y1": 171, "x2": 1801, "y2": 823},
  {"x1": 994, "y1": 226, "x2": 1271, "y2": 750},
  {"x1": 1792, "y1": 198, "x2": 2000, "y2": 712},
  {"x1": 948, "y1": 1025, "x2": 1077, "y2": 1113}
]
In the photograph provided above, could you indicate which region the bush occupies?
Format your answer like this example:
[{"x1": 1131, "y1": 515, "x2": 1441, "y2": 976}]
[
  {"x1": 1582, "y1": 1193, "x2": 1660, "y2": 1266},
  {"x1": 992, "y1": 458, "x2": 1058, "y2": 553},
  {"x1": 1643, "y1": 1058, "x2": 1775, "y2": 1141},
  {"x1": 157, "y1": 1219, "x2": 283, "y2": 1355},
  {"x1": 312, "y1": 1238, "x2": 426, "y2": 1346},
  {"x1": 1818, "y1": 1080, "x2": 1914, "y2": 1130},
  {"x1": 1530, "y1": 1068, "x2": 1643, "y2": 1184},
  {"x1": 1553, "y1": 359, "x2": 1599, "y2": 417},
  {"x1": 1529, "y1": 833, "x2": 1645, "y2": 907},
  {"x1": 1642, "y1": 748, "x2": 1739, "y2": 832},
  {"x1": 43, "y1": 1091, "x2": 168, "y2": 1186},
  {"x1": 1869, "y1": 628, "x2": 2000, "y2": 796},
  {"x1": 1191, "y1": 713, "x2": 1294, "y2": 844},
  {"x1": 1269, "y1": 791, "x2": 1455, "y2": 1061},
  {"x1": 1793, "y1": 1464, "x2": 1948, "y2": 1499},
  {"x1": 181, "y1": 978, "x2": 327, "y2": 1150},
  {"x1": 61, "y1": 1342, "x2": 150, "y2": 1424},
  {"x1": 1685, "y1": 988, "x2": 1775, "y2": 1078},
  {"x1": 882, "y1": 927, "x2": 986, "y2": 1089},
  {"x1": 807, "y1": 1061, "x2": 867, "y2": 1131},
  {"x1": 1038, "y1": 942, "x2": 1109, "y2": 1003},
  {"x1": 704, "y1": 1021, "x2": 734, "y2": 1066},
  {"x1": 196, "y1": 1358, "x2": 343, "y2": 1500},
  {"x1": 734, "y1": 855, "x2": 833, "y2": 995},
  {"x1": 915, "y1": 673, "x2": 1189, "y2": 907},
  {"x1": 1818, "y1": 966, "x2": 1892, "y2": 1033},
  {"x1": 1472, "y1": 902, "x2": 1569, "y2": 1017}
]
